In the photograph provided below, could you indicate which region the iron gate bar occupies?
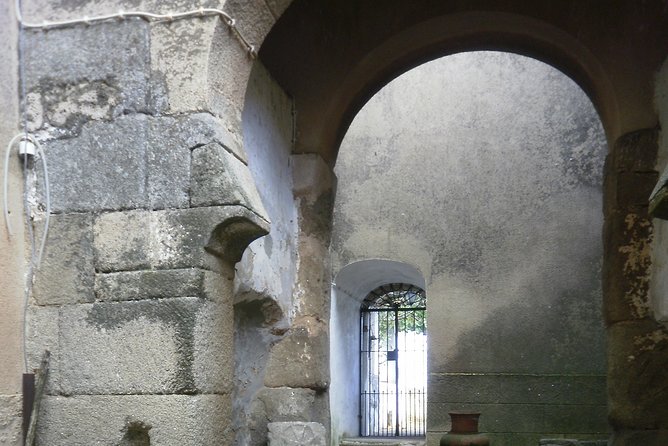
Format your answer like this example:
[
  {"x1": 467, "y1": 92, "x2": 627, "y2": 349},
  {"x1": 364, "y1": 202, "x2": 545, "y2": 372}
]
[{"x1": 360, "y1": 283, "x2": 426, "y2": 437}]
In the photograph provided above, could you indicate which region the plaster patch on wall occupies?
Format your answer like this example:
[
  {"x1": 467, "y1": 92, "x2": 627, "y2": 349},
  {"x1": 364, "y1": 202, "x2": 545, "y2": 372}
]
[
  {"x1": 619, "y1": 214, "x2": 653, "y2": 318},
  {"x1": 634, "y1": 328, "x2": 668, "y2": 352}
]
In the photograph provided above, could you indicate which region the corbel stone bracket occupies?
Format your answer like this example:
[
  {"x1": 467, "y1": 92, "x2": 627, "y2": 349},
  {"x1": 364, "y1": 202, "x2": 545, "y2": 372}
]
[{"x1": 206, "y1": 207, "x2": 270, "y2": 264}]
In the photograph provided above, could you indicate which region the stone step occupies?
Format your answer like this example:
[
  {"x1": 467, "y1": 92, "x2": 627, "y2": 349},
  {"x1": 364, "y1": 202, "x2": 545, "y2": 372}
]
[{"x1": 340, "y1": 438, "x2": 426, "y2": 446}]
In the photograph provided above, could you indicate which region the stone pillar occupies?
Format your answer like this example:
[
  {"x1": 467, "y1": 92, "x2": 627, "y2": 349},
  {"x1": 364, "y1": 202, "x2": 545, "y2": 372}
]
[
  {"x1": 261, "y1": 154, "x2": 336, "y2": 442},
  {"x1": 603, "y1": 128, "x2": 668, "y2": 445},
  {"x1": 17, "y1": 3, "x2": 272, "y2": 443}
]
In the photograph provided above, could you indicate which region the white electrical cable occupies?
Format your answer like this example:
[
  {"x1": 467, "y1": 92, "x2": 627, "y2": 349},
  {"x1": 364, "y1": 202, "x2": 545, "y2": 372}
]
[
  {"x1": 2, "y1": 134, "x2": 51, "y2": 269},
  {"x1": 2, "y1": 134, "x2": 23, "y2": 236},
  {"x1": 13, "y1": 0, "x2": 257, "y2": 58},
  {"x1": 33, "y1": 137, "x2": 49, "y2": 270}
]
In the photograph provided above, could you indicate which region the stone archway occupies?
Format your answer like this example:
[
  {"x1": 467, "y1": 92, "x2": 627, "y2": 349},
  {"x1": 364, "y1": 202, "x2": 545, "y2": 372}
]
[{"x1": 248, "y1": 1, "x2": 668, "y2": 444}]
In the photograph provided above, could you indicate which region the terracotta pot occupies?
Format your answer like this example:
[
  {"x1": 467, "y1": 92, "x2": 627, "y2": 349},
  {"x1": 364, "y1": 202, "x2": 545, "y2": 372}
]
[{"x1": 440, "y1": 412, "x2": 490, "y2": 446}]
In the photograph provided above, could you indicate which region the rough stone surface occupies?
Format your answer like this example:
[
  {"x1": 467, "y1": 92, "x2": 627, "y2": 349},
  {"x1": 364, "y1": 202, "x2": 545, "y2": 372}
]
[
  {"x1": 258, "y1": 387, "x2": 325, "y2": 423},
  {"x1": 191, "y1": 142, "x2": 268, "y2": 219},
  {"x1": 0, "y1": 395, "x2": 21, "y2": 446},
  {"x1": 40, "y1": 116, "x2": 149, "y2": 213},
  {"x1": 24, "y1": 305, "x2": 60, "y2": 394},
  {"x1": 148, "y1": 113, "x2": 248, "y2": 209},
  {"x1": 36, "y1": 394, "x2": 232, "y2": 446},
  {"x1": 37, "y1": 112, "x2": 249, "y2": 213},
  {"x1": 603, "y1": 210, "x2": 654, "y2": 323},
  {"x1": 607, "y1": 320, "x2": 668, "y2": 430},
  {"x1": 33, "y1": 213, "x2": 95, "y2": 305},
  {"x1": 94, "y1": 206, "x2": 269, "y2": 272},
  {"x1": 94, "y1": 210, "x2": 151, "y2": 272},
  {"x1": 610, "y1": 429, "x2": 668, "y2": 446},
  {"x1": 264, "y1": 326, "x2": 329, "y2": 390},
  {"x1": 149, "y1": 19, "x2": 216, "y2": 114},
  {"x1": 268, "y1": 422, "x2": 326, "y2": 446},
  {"x1": 23, "y1": 21, "x2": 150, "y2": 134},
  {"x1": 95, "y1": 269, "x2": 205, "y2": 301},
  {"x1": 193, "y1": 290, "x2": 235, "y2": 394},
  {"x1": 57, "y1": 296, "x2": 232, "y2": 395}
]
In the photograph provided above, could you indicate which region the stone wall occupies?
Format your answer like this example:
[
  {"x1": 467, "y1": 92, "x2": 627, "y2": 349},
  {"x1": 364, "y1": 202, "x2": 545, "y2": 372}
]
[
  {"x1": 331, "y1": 52, "x2": 609, "y2": 446},
  {"x1": 13, "y1": 2, "x2": 272, "y2": 444}
]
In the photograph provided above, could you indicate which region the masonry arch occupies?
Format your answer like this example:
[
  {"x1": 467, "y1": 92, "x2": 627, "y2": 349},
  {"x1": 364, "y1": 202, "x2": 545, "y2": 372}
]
[{"x1": 237, "y1": 1, "x2": 668, "y2": 444}]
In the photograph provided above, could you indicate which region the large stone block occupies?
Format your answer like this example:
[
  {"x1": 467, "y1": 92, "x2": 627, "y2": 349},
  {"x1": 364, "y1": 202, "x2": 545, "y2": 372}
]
[
  {"x1": 264, "y1": 326, "x2": 329, "y2": 390},
  {"x1": 608, "y1": 320, "x2": 668, "y2": 429},
  {"x1": 193, "y1": 297, "x2": 235, "y2": 394},
  {"x1": 146, "y1": 113, "x2": 248, "y2": 209},
  {"x1": 58, "y1": 297, "x2": 232, "y2": 395},
  {"x1": 191, "y1": 142, "x2": 268, "y2": 219},
  {"x1": 24, "y1": 21, "x2": 150, "y2": 134},
  {"x1": 258, "y1": 387, "x2": 326, "y2": 423},
  {"x1": 39, "y1": 116, "x2": 149, "y2": 213},
  {"x1": 268, "y1": 422, "x2": 326, "y2": 446},
  {"x1": 428, "y1": 373, "x2": 607, "y2": 406},
  {"x1": 95, "y1": 269, "x2": 205, "y2": 301},
  {"x1": 293, "y1": 235, "x2": 330, "y2": 318},
  {"x1": 94, "y1": 210, "x2": 152, "y2": 272},
  {"x1": 0, "y1": 394, "x2": 21, "y2": 446},
  {"x1": 33, "y1": 213, "x2": 95, "y2": 305},
  {"x1": 36, "y1": 394, "x2": 232, "y2": 446},
  {"x1": 25, "y1": 305, "x2": 60, "y2": 394},
  {"x1": 37, "y1": 110, "x2": 252, "y2": 212},
  {"x1": 609, "y1": 129, "x2": 658, "y2": 174},
  {"x1": 94, "y1": 206, "x2": 269, "y2": 272},
  {"x1": 149, "y1": 19, "x2": 217, "y2": 114}
]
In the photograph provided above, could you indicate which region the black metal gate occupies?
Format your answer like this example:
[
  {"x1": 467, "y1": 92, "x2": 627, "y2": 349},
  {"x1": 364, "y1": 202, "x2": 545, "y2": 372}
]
[{"x1": 360, "y1": 283, "x2": 427, "y2": 437}]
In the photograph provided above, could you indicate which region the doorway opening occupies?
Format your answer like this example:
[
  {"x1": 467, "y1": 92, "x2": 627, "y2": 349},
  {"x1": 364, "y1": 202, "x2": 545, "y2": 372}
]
[{"x1": 360, "y1": 283, "x2": 427, "y2": 437}]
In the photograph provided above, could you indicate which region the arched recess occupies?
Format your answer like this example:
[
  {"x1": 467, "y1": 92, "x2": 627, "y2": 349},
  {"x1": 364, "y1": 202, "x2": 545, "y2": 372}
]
[{"x1": 331, "y1": 260, "x2": 426, "y2": 441}]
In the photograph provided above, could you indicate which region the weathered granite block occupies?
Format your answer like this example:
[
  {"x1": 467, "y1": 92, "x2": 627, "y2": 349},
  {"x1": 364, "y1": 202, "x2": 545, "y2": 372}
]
[
  {"x1": 194, "y1": 270, "x2": 235, "y2": 394},
  {"x1": 25, "y1": 305, "x2": 60, "y2": 394},
  {"x1": 24, "y1": 21, "x2": 150, "y2": 133},
  {"x1": 258, "y1": 387, "x2": 323, "y2": 422},
  {"x1": 39, "y1": 116, "x2": 148, "y2": 213},
  {"x1": 191, "y1": 142, "x2": 268, "y2": 217},
  {"x1": 33, "y1": 213, "x2": 95, "y2": 305},
  {"x1": 36, "y1": 394, "x2": 232, "y2": 446},
  {"x1": 58, "y1": 296, "x2": 232, "y2": 395},
  {"x1": 264, "y1": 326, "x2": 329, "y2": 390},
  {"x1": 150, "y1": 19, "x2": 216, "y2": 114},
  {"x1": 94, "y1": 210, "x2": 152, "y2": 272},
  {"x1": 268, "y1": 422, "x2": 326, "y2": 446},
  {"x1": 608, "y1": 320, "x2": 668, "y2": 430},
  {"x1": 95, "y1": 269, "x2": 205, "y2": 301},
  {"x1": 94, "y1": 206, "x2": 269, "y2": 272}
]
